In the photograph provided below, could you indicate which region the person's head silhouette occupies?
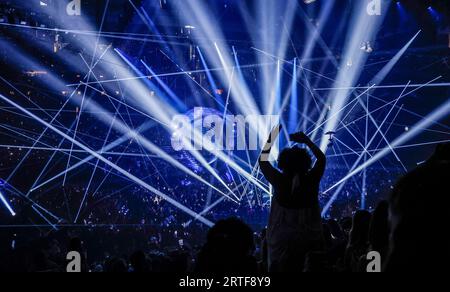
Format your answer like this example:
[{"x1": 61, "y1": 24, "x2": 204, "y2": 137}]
[
  {"x1": 349, "y1": 210, "x2": 371, "y2": 247},
  {"x1": 278, "y1": 146, "x2": 312, "y2": 176}
]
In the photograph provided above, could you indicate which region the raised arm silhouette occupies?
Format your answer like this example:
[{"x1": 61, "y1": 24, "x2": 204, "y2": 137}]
[{"x1": 259, "y1": 126, "x2": 327, "y2": 272}]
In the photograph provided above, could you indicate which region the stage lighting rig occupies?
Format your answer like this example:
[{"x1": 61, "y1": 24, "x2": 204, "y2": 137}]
[
  {"x1": 184, "y1": 25, "x2": 196, "y2": 35},
  {"x1": 325, "y1": 131, "x2": 336, "y2": 148},
  {"x1": 360, "y1": 41, "x2": 373, "y2": 53},
  {"x1": 53, "y1": 34, "x2": 68, "y2": 53},
  {"x1": 25, "y1": 70, "x2": 47, "y2": 77}
]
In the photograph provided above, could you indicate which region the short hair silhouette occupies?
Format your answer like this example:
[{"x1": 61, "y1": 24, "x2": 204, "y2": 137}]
[
  {"x1": 278, "y1": 146, "x2": 312, "y2": 175},
  {"x1": 195, "y1": 218, "x2": 257, "y2": 273},
  {"x1": 130, "y1": 250, "x2": 150, "y2": 273},
  {"x1": 349, "y1": 210, "x2": 371, "y2": 247},
  {"x1": 369, "y1": 200, "x2": 389, "y2": 258}
]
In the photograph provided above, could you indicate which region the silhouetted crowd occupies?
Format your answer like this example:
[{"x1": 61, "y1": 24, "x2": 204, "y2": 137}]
[{"x1": 0, "y1": 142, "x2": 448, "y2": 272}]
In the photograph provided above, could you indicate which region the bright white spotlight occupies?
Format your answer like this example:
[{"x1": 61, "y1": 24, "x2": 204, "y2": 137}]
[
  {"x1": 346, "y1": 59, "x2": 353, "y2": 67},
  {"x1": 0, "y1": 190, "x2": 16, "y2": 217},
  {"x1": 303, "y1": 0, "x2": 317, "y2": 3}
]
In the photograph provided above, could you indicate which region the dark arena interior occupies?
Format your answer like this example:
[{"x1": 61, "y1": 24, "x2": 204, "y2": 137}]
[{"x1": 0, "y1": 0, "x2": 449, "y2": 275}]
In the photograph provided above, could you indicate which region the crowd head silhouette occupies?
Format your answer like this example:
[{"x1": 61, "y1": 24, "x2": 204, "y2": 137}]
[{"x1": 278, "y1": 146, "x2": 312, "y2": 175}]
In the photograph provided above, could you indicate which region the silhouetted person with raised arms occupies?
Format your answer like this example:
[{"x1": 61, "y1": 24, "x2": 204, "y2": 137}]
[{"x1": 259, "y1": 126, "x2": 326, "y2": 272}]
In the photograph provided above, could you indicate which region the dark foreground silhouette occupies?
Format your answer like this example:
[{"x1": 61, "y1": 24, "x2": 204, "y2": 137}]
[{"x1": 0, "y1": 142, "x2": 448, "y2": 272}]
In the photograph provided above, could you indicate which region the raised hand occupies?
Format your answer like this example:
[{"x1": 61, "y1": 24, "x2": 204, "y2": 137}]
[{"x1": 289, "y1": 132, "x2": 309, "y2": 144}]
